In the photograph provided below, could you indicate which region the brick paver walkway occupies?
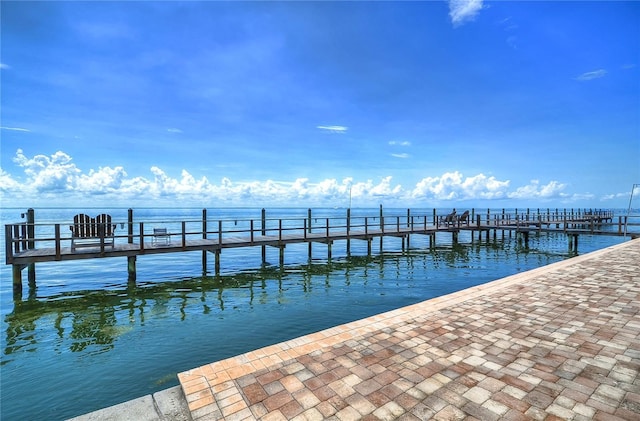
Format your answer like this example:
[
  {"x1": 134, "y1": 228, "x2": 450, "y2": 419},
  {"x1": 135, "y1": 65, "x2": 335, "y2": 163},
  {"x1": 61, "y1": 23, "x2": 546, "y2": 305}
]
[{"x1": 178, "y1": 239, "x2": 640, "y2": 420}]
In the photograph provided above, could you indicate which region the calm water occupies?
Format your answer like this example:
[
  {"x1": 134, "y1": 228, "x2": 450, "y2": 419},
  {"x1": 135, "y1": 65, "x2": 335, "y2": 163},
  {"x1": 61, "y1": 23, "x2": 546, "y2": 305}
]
[{"x1": 0, "y1": 207, "x2": 629, "y2": 420}]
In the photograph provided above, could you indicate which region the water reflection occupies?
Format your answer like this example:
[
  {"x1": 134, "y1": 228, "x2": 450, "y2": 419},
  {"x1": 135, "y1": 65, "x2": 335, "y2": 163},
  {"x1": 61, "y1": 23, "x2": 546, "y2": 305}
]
[{"x1": 2, "y1": 239, "x2": 569, "y2": 364}]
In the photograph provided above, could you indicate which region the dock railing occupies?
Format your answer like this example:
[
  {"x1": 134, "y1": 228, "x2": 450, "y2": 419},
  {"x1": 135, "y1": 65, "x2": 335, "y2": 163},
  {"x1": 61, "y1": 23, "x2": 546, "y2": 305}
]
[{"x1": 4, "y1": 208, "x2": 635, "y2": 265}]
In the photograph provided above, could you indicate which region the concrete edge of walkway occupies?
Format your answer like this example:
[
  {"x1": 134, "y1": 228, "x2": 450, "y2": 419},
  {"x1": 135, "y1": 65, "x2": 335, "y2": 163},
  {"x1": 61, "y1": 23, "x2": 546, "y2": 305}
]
[{"x1": 66, "y1": 385, "x2": 192, "y2": 421}]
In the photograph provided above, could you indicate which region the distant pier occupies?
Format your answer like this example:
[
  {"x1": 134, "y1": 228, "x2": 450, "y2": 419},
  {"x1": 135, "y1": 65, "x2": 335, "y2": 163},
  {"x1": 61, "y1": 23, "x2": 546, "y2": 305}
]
[{"x1": 5, "y1": 207, "x2": 638, "y2": 297}]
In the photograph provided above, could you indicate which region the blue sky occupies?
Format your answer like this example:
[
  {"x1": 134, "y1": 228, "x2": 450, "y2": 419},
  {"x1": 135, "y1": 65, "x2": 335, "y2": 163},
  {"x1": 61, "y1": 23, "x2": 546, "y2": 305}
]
[{"x1": 1, "y1": 1, "x2": 639, "y2": 209}]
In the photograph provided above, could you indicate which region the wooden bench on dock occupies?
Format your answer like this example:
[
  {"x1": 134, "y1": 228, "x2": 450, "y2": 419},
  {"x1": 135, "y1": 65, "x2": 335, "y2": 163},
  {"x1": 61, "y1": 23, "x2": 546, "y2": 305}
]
[
  {"x1": 70, "y1": 213, "x2": 117, "y2": 252},
  {"x1": 458, "y1": 210, "x2": 470, "y2": 225},
  {"x1": 439, "y1": 210, "x2": 457, "y2": 227},
  {"x1": 438, "y1": 210, "x2": 471, "y2": 227}
]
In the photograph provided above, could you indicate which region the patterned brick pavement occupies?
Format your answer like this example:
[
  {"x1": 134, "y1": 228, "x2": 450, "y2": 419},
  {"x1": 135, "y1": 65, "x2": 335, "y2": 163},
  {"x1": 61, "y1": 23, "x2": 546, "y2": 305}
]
[{"x1": 178, "y1": 239, "x2": 640, "y2": 420}]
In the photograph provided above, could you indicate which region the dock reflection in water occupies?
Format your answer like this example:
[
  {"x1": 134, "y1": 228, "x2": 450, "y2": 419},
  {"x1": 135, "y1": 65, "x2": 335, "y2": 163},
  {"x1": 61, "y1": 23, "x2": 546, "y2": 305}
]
[
  {"x1": 4, "y1": 250, "x2": 459, "y2": 361},
  {"x1": 0, "y1": 233, "x2": 626, "y2": 421}
]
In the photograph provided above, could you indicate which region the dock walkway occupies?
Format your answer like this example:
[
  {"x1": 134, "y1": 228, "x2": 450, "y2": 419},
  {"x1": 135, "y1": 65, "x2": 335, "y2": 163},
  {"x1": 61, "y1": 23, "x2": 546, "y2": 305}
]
[
  {"x1": 177, "y1": 238, "x2": 640, "y2": 420},
  {"x1": 8, "y1": 208, "x2": 636, "y2": 296}
]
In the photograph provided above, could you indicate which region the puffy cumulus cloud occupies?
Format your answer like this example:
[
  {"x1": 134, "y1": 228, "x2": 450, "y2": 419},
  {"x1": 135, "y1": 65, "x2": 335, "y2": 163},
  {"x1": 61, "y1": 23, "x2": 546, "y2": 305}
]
[
  {"x1": 412, "y1": 172, "x2": 509, "y2": 200},
  {"x1": 76, "y1": 166, "x2": 128, "y2": 193},
  {"x1": 145, "y1": 167, "x2": 216, "y2": 199},
  {"x1": 461, "y1": 174, "x2": 510, "y2": 199},
  {"x1": 368, "y1": 176, "x2": 403, "y2": 198},
  {"x1": 291, "y1": 178, "x2": 310, "y2": 198},
  {"x1": 0, "y1": 168, "x2": 22, "y2": 191},
  {"x1": 207, "y1": 177, "x2": 364, "y2": 205},
  {"x1": 2, "y1": 149, "x2": 589, "y2": 207},
  {"x1": 507, "y1": 179, "x2": 568, "y2": 200},
  {"x1": 13, "y1": 149, "x2": 80, "y2": 192}
]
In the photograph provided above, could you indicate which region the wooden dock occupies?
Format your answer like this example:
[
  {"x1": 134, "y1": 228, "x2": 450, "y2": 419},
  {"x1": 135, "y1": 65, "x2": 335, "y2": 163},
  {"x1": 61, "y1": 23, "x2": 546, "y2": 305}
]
[{"x1": 5, "y1": 207, "x2": 637, "y2": 296}]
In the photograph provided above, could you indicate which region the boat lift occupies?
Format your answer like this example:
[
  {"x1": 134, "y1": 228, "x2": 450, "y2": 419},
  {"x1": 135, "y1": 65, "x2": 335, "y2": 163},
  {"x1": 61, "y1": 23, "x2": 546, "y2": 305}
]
[{"x1": 625, "y1": 183, "x2": 640, "y2": 238}]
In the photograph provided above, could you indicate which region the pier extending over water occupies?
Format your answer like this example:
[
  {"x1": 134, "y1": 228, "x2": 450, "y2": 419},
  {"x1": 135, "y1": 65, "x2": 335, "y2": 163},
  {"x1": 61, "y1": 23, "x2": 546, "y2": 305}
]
[{"x1": 5, "y1": 207, "x2": 638, "y2": 296}]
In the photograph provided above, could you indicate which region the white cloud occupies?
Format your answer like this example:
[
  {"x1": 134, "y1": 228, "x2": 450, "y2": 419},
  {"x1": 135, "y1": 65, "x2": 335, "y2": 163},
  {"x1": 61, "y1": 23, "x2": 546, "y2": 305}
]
[
  {"x1": 389, "y1": 140, "x2": 411, "y2": 146},
  {"x1": 76, "y1": 166, "x2": 128, "y2": 193},
  {"x1": 0, "y1": 63, "x2": 10, "y2": 70},
  {"x1": 390, "y1": 140, "x2": 411, "y2": 158},
  {"x1": 369, "y1": 176, "x2": 403, "y2": 198},
  {"x1": 1, "y1": 126, "x2": 30, "y2": 132},
  {"x1": 576, "y1": 69, "x2": 607, "y2": 81},
  {"x1": 0, "y1": 168, "x2": 22, "y2": 190},
  {"x1": 12, "y1": 148, "x2": 80, "y2": 192},
  {"x1": 507, "y1": 179, "x2": 567, "y2": 199},
  {"x1": 498, "y1": 17, "x2": 518, "y2": 32},
  {"x1": 317, "y1": 125, "x2": 348, "y2": 133},
  {"x1": 391, "y1": 153, "x2": 410, "y2": 159},
  {"x1": 601, "y1": 186, "x2": 640, "y2": 202},
  {"x1": 412, "y1": 171, "x2": 510, "y2": 200},
  {"x1": 1, "y1": 149, "x2": 602, "y2": 207},
  {"x1": 167, "y1": 128, "x2": 182, "y2": 133},
  {"x1": 449, "y1": 0, "x2": 484, "y2": 27}
]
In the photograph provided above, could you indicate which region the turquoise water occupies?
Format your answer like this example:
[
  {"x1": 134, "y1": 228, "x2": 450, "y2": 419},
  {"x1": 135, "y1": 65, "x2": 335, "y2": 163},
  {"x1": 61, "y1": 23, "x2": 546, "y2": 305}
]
[{"x1": 0, "y1": 207, "x2": 629, "y2": 420}]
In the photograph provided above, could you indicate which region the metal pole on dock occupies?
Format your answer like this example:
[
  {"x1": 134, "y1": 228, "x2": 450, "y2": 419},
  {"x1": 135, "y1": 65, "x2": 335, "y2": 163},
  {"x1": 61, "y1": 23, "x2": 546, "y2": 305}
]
[
  {"x1": 26, "y1": 208, "x2": 36, "y2": 289},
  {"x1": 125, "y1": 213, "x2": 138, "y2": 282},
  {"x1": 624, "y1": 184, "x2": 639, "y2": 238},
  {"x1": 278, "y1": 219, "x2": 286, "y2": 268},
  {"x1": 379, "y1": 205, "x2": 384, "y2": 253},
  {"x1": 346, "y1": 208, "x2": 351, "y2": 256},
  {"x1": 202, "y1": 209, "x2": 207, "y2": 274},
  {"x1": 406, "y1": 209, "x2": 411, "y2": 250},
  {"x1": 261, "y1": 209, "x2": 266, "y2": 265}
]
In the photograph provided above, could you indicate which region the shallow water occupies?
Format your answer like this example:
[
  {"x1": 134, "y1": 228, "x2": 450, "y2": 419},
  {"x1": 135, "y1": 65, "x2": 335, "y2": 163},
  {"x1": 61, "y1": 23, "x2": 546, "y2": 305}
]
[{"x1": 0, "y1": 207, "x2": 629, "y2": 420}]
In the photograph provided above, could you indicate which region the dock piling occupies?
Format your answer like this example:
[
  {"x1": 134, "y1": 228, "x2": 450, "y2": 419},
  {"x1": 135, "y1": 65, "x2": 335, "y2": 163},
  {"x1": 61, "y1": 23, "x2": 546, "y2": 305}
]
[
  {"x1": 12, "y1": 264, "x2": 24, "y2": 298},
  {"x1": 127, "y1": 256, "x2": 136, "y2": 282}
]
